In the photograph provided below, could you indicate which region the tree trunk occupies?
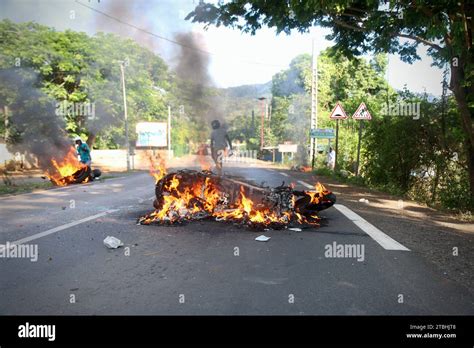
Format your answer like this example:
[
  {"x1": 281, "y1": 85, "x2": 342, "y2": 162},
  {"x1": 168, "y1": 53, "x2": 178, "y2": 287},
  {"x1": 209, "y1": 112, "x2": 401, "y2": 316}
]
[
  {"x1": 87, "y1": 133, "x2": 96, "y2": 149},
  {"x1": 450, "y1": 58, "x2": 474, "y2": 206}
]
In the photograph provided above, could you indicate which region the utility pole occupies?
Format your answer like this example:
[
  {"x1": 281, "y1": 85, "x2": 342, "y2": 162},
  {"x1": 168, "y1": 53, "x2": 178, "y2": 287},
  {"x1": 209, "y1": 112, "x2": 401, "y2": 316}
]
[
  {"x1": 119, "y1": 62, "x2": 130, "y2": 171},
  {"x1": 3, "y1": 106, "x2": 8, "y2": 142},
  {"x1": 168, "y1": 105, "x2": 172, "y2": 160},
  {"x1": 310, "y1": 38, "x2": 318, "y2": 169},
  {"x1": 258, "y1": 97, "x2": 266, "y2": 150},
  {"x1": 355, "y1": 121, "x2": 363, "y2": 176}
]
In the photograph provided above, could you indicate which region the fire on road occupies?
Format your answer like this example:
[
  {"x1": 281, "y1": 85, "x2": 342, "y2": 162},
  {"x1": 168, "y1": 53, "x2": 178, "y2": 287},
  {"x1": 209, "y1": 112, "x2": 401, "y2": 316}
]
[{"x1": 139, "y1": 168, "x2": 336, "y2": 229}]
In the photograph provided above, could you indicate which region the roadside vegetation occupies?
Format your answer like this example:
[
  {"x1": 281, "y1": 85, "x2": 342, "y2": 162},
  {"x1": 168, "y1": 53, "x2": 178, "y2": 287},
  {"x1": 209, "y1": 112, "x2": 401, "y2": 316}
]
[{"x1": 0, "y1": 180, "x2": 53, "y2": 195}]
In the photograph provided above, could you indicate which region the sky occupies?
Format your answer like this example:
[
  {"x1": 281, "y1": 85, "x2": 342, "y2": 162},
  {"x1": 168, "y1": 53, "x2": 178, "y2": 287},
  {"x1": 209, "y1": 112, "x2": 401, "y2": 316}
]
[{"x1": 0, "y1": 0, "x2": 446, "y2": 96}]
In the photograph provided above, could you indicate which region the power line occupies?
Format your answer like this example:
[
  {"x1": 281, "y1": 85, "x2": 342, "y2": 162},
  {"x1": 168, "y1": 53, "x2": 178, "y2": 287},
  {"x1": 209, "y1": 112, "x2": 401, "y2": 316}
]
[{"x1": 74, "y1": 0, "x2": 288, "y2": 69}]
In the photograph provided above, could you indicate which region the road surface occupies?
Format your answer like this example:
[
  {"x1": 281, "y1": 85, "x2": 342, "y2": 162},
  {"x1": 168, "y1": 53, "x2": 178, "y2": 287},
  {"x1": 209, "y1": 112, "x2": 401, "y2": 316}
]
[{"x1": 0, "y1": 160, "x2": 473, "y2": 315}]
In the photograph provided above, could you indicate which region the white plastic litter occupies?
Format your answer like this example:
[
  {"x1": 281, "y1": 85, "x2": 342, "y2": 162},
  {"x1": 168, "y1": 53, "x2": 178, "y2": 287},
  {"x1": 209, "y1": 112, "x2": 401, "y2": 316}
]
[
  {"x1": 103, "y1": 236, "x2": 124, "y2": 249},
  {"x1": 288, "y1": 228, "x2": 302, "y2": 232},
  {"x1": 255, "y1": 235, "x2": 271, "y2": 242},
  {"x1": 359, "y1": 198, "x2": 370, "y2": 204}
]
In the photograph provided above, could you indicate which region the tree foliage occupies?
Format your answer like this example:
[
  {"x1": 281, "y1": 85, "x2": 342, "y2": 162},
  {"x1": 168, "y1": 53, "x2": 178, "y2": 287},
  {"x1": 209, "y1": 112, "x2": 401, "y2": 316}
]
[
  {"x1": 187, "y1": 0, "x2": 473, "y2": 208},
  {"x1": 0, "y1": 19, "x2": 199, "y2": 152}
]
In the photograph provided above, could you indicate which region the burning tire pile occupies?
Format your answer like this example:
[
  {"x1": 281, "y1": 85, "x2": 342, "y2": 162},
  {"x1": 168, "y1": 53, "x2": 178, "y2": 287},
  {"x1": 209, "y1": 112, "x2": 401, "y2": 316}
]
[{"x1": 138, "y1": 169, "x2": 336, "y2": 230}]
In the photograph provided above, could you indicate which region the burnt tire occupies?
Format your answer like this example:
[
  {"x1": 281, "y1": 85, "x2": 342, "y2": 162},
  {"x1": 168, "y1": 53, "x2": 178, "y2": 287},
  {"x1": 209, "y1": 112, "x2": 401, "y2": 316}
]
[
  {"x1": 92, "y1": 169, "x2": 102, "y2": 178},
  {"x1": 73, "y1": 166, "x2": 91, "y2": 184},
  {"x1": 294, "y1": 192, "x2": 336, "y2": 214}
]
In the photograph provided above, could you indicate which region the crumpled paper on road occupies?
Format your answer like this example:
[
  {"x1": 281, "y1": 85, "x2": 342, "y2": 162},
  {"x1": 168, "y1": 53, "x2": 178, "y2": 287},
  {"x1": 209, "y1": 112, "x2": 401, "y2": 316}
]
[
  {"x1": 103, "y1": 236, "x2": 124, "y2": 249},
  {"x1": 255, "y1": 235, "x2": 271, "y2": 242}
]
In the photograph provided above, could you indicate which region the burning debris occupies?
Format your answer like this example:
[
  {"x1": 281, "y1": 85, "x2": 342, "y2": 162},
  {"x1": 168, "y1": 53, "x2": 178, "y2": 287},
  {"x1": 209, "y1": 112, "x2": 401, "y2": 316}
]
[
  {"x1": 45, "y1": 147, "x2": 101, "y2": 186},
  {"x1": 291, "y1": 165, "x2": 312, "y2": 173},
  {"x1": 138, "y1": 169, "x2": 336, "y2": 230},
  {"x1": 1, "y1": 69, "x2": 101, "y2": 187}
]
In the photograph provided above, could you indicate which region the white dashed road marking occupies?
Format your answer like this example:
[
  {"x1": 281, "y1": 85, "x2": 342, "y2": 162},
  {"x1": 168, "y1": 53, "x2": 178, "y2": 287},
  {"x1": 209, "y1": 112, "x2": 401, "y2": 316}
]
[
  {"x1": 279, "y1": 172, "x2": 289, "y2": 177},
  {"x1": 333, "y1": 204, "x2": 410, "y2": 251},
  {"x1": 0, "y1": 209, "x2": 120, "y2": 251},
  {"x1": 297, "y1": 180, "x2": 314, "y2": 189},
  {"x1": 295, "y1": 179, "x2": 409, "y2": 251}
]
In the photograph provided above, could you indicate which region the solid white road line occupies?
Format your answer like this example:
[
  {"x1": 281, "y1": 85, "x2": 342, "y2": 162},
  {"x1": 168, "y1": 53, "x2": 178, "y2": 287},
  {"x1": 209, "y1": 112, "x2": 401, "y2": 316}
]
[
  {"x1": 333, "y1": 204, "x2": 410, "y2": 251},
  {"x1": 297, "y1": 180, "x2": 314, "y2": 189},
  {"x1": 0, "y1": 209, "x2": 120, "y2": 251}
]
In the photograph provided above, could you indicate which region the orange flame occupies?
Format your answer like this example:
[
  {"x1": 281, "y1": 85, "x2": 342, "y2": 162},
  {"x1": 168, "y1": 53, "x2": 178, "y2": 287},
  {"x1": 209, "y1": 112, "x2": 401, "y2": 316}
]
[
  {"x1": 148, "y1": 153, "x2": 167, "y2": 183},
  {"x1": 45, "y1": 147, "x2": 87, "y2": 186},
  {"x1": 305, "y1": 182, "x2": 329, "y2": 204},
  {"x1": 140, "y1": 175, "x2": 331, "y2": 228},
  {"x1": 197, "y1": 153, "x2": 212, "y2": 171}
]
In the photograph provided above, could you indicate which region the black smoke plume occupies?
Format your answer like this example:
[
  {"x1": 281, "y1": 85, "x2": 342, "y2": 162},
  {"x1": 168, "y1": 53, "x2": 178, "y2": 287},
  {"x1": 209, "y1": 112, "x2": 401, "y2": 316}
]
[{"x1": 0, "y1": 68, "x2": 72, "y2": 170}]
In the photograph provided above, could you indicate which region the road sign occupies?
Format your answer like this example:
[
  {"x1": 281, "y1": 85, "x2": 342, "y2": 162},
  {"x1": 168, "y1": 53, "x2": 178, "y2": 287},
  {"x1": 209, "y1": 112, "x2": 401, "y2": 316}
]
[
  {"x1": 310, "y1": 128, "x2": 335, "y2": 139},
  {"x1": 329, "y1": 102, "x2": 348, "y2": 120},
  {"x1": 352, "y1": 102, "x2": 372, "y2": 120}
]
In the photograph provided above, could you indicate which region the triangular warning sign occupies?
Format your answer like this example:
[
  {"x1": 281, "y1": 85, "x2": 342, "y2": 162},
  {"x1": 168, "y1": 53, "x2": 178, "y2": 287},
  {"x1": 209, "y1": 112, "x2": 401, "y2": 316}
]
[
  {"x1": 329, "y1": 102, "x2": 348, "y2": 120},
  {"x1": 352, "y1": 102, "x2": 372, "y2": 120}
]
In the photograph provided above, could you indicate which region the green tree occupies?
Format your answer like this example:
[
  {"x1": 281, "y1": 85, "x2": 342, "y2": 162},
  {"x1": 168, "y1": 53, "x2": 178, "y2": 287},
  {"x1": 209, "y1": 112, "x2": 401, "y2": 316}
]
[{"x1": 0, "y1": 20, "x2": 176, "y2": 150}]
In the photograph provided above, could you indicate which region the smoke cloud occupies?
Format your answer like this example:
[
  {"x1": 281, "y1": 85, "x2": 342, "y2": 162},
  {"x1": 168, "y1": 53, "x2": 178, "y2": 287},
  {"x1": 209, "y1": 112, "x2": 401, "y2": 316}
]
[
  {"x1": 96, "y1": 0, "x2": 225, "y2": 138},
  {"x1": 0, "y1": 68, "x2": 72, "y2": 170},
  {"x1": 173, "y1": 32, "x2": 224, "y2": 129},
  {"x1": 93, "y1": 0, "x2": 160, "y2": 52}
]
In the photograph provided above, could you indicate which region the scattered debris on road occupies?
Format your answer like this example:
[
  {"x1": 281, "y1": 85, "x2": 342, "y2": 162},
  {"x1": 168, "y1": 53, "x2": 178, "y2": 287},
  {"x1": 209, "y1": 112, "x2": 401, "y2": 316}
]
[
  {"x1": 291, "y1": 165, "x2": 312, "y2": 172},
  {"x1": 103, "y1": 236, "x2": 124, "y2": 249},
  {"x1": 359, "y1": 198, "x2": 370, "y2": 204},
  {"x1": 255, "y1": 235, "x2": 271, "y2": 242}
]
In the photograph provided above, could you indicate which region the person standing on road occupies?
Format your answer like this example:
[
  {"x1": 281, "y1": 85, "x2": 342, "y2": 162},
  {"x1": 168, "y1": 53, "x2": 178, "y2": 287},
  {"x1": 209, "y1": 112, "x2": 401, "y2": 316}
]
[
  {"x1": 74, "y1": 136, "x2": 92, "y2": 167},
  {"x1": 327, "y1": 147, "x2": 336, "y2": 170},
  {"x1": 210, "y1": 120, "x2": 232, "y2": 176}
]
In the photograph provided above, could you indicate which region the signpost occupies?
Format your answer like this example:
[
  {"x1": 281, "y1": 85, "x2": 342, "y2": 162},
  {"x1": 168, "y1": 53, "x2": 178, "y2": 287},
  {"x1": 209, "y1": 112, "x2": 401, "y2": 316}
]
[
  {"x1": 352, "y1": 102, "x2": 372, "y2": 176},
  {"x1": 311, "y1": 128, "x2": 335, "y2": 166},
  {"x1": 329, "y1": 102, "x2": 348, "y2": 171},
  {"x1": 352, "y1": 102, "x2": 372, "y2": 120}
]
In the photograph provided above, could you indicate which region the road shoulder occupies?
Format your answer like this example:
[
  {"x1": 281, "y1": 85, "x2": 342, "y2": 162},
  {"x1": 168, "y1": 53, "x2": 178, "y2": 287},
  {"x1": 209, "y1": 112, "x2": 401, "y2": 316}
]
[{"x1": 279, "y1": 167, "x2": 474, "y2": 295}]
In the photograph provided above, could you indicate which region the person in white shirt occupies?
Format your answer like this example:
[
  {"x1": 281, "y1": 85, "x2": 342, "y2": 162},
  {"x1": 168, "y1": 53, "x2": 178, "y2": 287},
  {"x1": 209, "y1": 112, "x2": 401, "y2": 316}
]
[{"x1": 327, "y1": 147, "x2": 336, "y2": 170}]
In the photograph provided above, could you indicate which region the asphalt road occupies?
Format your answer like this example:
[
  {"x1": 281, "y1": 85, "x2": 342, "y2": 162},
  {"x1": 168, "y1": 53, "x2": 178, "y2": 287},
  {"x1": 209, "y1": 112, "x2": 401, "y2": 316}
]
[{"x1": 0, "y1": 161, "x2": 473, "y2": 315}]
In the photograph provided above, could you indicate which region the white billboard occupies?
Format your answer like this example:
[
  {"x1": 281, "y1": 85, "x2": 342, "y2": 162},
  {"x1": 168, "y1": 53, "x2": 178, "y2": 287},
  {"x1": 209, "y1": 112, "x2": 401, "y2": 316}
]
[
  {"x1": 278, "y1": 143, "x2": 298, "y2": 153},
  {"x1": 136, "y1": 122, "x2": 167, "y2": 147}
]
